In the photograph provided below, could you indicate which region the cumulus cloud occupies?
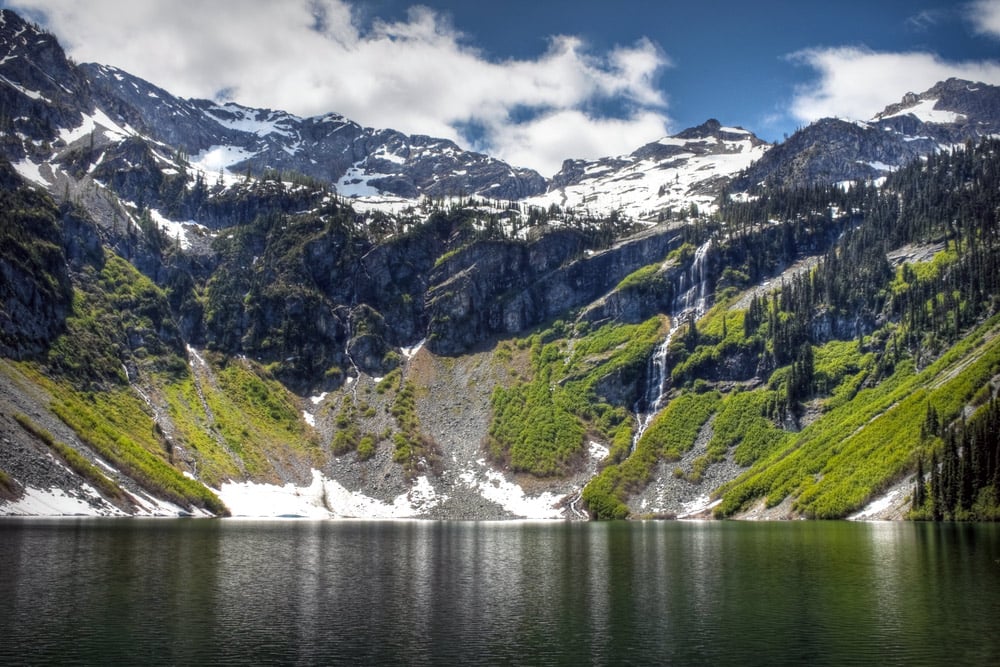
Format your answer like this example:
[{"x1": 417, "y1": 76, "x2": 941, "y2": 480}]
[
  {"x1": 968, "y1": 0, "x2": 1000, "y2": 38},
  {"x1": 787, "y1": 46, "x2": 1000, "y2": 123},
  {"x1": 490, "y1": 109, "x2": 671, "y2": 175},
  {"x1": 8, "y1": 0, "x2": 672, "y2": 175}
]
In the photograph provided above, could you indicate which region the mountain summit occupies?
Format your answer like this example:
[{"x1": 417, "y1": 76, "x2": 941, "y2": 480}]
[
  {"x1": 531, "y1": 119, "x2": 769, "y2": 222},
  {"x1": 874, "y1": 77, "x2": 1000, "y2": 128}
]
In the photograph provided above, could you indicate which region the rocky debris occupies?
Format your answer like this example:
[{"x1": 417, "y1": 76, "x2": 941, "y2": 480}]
[{"x1": 630, "y1": 414, "x2": 745, "y2": 519}]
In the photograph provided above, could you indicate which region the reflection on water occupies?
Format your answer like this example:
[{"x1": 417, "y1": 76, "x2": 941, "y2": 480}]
[{"x1": 1, "y1": 519, "x2": 998, "y2": 665}]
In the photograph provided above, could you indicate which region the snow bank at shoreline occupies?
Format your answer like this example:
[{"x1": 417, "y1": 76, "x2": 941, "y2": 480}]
[{"x1": 218, "y1": 468, "x2": 567, "y2": 520}]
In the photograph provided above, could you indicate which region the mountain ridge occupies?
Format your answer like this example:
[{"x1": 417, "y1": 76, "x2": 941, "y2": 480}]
[
  {"x1": 4, "y1": 8, "x2": 999, "y2": 215},
  {"x1": 733, "y1": 76, "x2": 1000, "y2": 191}
]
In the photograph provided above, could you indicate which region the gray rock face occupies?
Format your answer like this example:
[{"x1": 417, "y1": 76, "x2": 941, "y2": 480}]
[
  {"x1": 0, "y1": 161, "x2": 73, "y2": 359},
  {"x1": 733, "y1": 117, "x2": 933, "y2": 189},
  {"x1": 425, "y1": 227, "x2": 682, "y2": 354},
  {"x1": 876, "y1": 78, "x2": 1000, "y2": 127}
]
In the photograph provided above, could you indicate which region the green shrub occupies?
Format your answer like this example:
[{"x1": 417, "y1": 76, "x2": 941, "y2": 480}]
[
  {"x1": 0, "y1": 467, "x2": 17, "y2": 498},
  {"x1": 357, "y1": 435, "x2": 376, "y2": 461},
  {"x1": 487, "y1": 318, "x2": 664, "y2": 477},
  {"x1": 582, "y1": 389, "x2": 719, "y2": 518}
]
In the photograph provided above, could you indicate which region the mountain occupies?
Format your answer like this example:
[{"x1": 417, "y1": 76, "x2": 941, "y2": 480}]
[
  {"x1": 733, "y1": 78, "x2": 1000, "y2": 190},
  {"x1": 530, "y1": 119, "x2": 770, "y2": 222},
  {"x1": 83, "y1": 63, "x2": 548, "y2": 201},
  {"x1": 2, "y1": 8, "x2": 1000, "y2": 523},
  {"x1": 0, "y1": 10, "x2": 544, "y2": 204}
]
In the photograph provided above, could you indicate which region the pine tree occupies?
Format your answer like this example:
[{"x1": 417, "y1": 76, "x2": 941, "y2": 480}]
[
  {"x1": 930, "y1": 450, "x2": 942, "y2": 521},
  {"x1": 913, "y1": 455, "x2": 926, "y2": 513}
]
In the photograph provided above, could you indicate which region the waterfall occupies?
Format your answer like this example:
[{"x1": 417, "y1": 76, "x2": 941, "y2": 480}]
[{"x1": 631, "y1": 239, "x2": 712, "y2": 450}]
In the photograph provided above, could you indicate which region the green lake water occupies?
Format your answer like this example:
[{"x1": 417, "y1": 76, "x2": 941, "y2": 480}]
[{"x1": 1, "y1": 519, "x2": 998, "y2": 665}]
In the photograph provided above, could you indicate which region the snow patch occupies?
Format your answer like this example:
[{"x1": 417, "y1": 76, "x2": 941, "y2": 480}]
[
  {"x1": 863, "y1": 160, "x2": 897, "y2": 172},
  {"x1": 336, "y1": 167, "x2": 391, "y2": 197},
  {"x1": 127, "y1": 488, "x2": 213, "y2": 517},
  {"x1": 588, "y1": 441, "x2": 609, "y2": 461},
  {"x1": 203, "y1": 104, "x2": 297, "y2": 137},
  {"x1": 217, "y1": 469, "x2": 447, "y2": 519},
  {"x1": 2, "y1": 483, "x2": 204, "y2": 518},
  {"x1": 401, "y1": 339, "x2": 426, "y2": 359},
  {"x1": 849, "y1": 486, "x2": 904, "y2": 520},
  {"x1": 0, "y1": 73, "x2": 52, "y2": 103},
  {"x1": 881, "y1": 98, "x2": 967, "y2": 125},
  {"x1": 191, "y1": 145, "x2": 258, "y2": 176},
  {"x1": 458, "y1": 466, "x2": 563, "y2": 519},
  {"x1": 148, "y1": 209, "x2": 207, "y2": 250},
  {"x1": 186, "y1": 344, "x2": 207, "y2": 367},
  {"x1": 58, "y1": 107, "x2": 133, "y2": 144},
  {"x1": 2, "y1": 486, "x2": 116, "y2": 516},
  {"x1": 677, "y1": 494, "x2": 721, "y2": 519},
  {"x1": 372, "y1": 145, "x2": 406, "y2": 165},
  {"x1": 218, "y1": 470, "x2": 332, "y2": 518},
  {"x1": 11, "y1": 158, "x2": 50, "y2": 186}
]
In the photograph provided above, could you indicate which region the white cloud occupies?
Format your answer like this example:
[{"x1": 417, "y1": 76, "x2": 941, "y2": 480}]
[
  {"x1": 787, "y1": 46, "x2": 1000, "y2": 123},
  {"x1": 968, "y1": 0, "x2": 1000, "y2": 38},
  {"x1": 905, "y1": 9, "x2": 944, "y2": 32},
  {"x1": 490, "y1": 109, "x2": 670, "y2": 175},
  {"x1": 8, "y1": 0, "x2": 672, "y2": 175}
]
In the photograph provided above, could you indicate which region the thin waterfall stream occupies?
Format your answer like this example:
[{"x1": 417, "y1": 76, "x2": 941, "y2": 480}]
[{"x1": 631, "y1": 239, "x2": 713, "y2": 450}]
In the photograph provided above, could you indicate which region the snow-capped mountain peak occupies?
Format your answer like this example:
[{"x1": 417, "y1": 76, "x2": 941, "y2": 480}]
[
  {"x1": 732, "y1": 78, "x2": 1000, "y2": 191},
  {"x1": 873, "y1": 78, "x2": 999, "y2": 126},
  {"x1": 530, "y1": 119, "x2": 770, "y2": 222}
]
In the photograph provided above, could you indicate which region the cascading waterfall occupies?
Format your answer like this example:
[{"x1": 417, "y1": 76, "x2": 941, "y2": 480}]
[{"x1": 631, "y1": 239, "x2": 712, "y2": 450}]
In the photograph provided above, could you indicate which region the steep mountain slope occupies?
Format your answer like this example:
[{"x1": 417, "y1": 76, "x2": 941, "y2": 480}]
[
  {"x1": 1, "y1": 8, "x2": 999, "y2": 521},
  {"x1": 734, "y1": 78, "x2": 1000, "y2": 190}
]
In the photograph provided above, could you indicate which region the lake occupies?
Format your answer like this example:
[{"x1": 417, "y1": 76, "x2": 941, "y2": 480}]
[{"x1": 1, "y1": 519, "x2": 998, "y2": 665}]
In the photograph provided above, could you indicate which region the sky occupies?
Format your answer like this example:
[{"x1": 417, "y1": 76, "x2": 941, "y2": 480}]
[{"x1": 4, "y1": 0, "x2": 1000, "y2": 176}]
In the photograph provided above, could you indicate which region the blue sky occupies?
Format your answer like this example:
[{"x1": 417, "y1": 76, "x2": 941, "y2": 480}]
[
  {"x1": 359, "y1": 0, "x2": 1000, "y2": 135},
  {"x1": 5, "y1": 0, "x2": 1000, "y2": 175}
]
